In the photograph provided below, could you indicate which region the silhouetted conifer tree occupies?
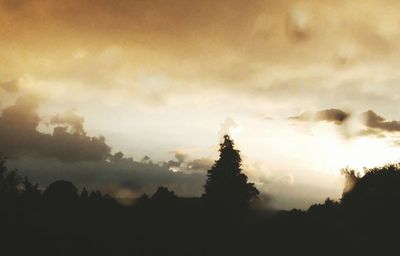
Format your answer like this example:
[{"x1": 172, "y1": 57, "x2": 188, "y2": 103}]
[
  {"x1": 21, "y1": 176, "x2": 41, "y2": 201},
  {"x1": 151, "y1": 186, "x2": 177, "y2": 202},
  {"x1": 80, "y1": 187, "x2": 89, "y2": 199},
  {"x1": 203, "y1": 135, "x2": 259, "y2": 209},
  {"x1": 0, "y1": 155, "x2": 20, "y2": 200},
  {"x1": 89, "y1": 190, "x2": 103, "y2": 200}
]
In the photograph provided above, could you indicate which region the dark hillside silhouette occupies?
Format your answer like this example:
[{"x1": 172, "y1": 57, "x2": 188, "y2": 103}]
[{"x1": 3, "y1": 138, "x2": 400, "y2": 255}]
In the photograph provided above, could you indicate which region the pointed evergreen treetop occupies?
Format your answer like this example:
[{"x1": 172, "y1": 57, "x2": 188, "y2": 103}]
[
  {"x1": 203, "y1": 135, "x2": 259, "y2": 209},
  {"x1": 80, "y1": 187, "x2": 89, "y2": 199}
]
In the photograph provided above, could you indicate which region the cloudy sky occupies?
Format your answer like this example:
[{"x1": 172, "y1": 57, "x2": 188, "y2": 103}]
[{"x1": 2, "y1": 0, "x2": 400, "y2": 209}]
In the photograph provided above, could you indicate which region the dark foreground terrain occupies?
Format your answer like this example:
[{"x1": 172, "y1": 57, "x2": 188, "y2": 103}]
[
  {"x1": 2, "y1": 164, "x2": 400, "y2": 255},
  {"x1": 2, "y1": 137, "x2": 400, "y2": 256}
]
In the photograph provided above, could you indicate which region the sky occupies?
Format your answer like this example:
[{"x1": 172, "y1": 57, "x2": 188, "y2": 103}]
[{"x1": 2, "y1": 0, "x2": 400, "y2": 209}]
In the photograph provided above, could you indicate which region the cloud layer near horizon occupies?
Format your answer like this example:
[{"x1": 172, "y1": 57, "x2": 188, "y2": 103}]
[
  {"x1": 290, "y1": 108, "x2": 400, "y2": 143},
  {"x1": 0, "y1": 94, "x2": 211, "y2": 199}
]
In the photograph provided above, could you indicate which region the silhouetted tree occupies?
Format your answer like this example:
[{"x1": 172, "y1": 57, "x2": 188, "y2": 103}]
[
  {"x1": 110, "y1": 151, "x2": 124, "y2": 162},
  {"x1": 341, "y1": 164, "x2": 400, "y2": 211},
  {"x1": 21, "y1": 176, "x2": 41, "y2": 201},
  {"x1": 0, "y1": 155, "x2": 20, "y2": 200},
  {"x1": 151, "y1": 186, "x2": 177, "y2": 202},
  {"x1": 341, "y1": 167, "x2": 360, "y2": 197},
  {"x1": 203, "y1": 135, "x2": 259, "y2": 209},
  {"x1": 80, "y1": 187, "x2": 89, "y2": 199},
  {"x1": 89, "y1": 190, "x2": 103, "y2": 200},
  {"x1": 136, "y1": 193, "x2": 149, "y2": 205},
  {"x1": 43, "y1": 180, "x2": 78, "y2": 204}
]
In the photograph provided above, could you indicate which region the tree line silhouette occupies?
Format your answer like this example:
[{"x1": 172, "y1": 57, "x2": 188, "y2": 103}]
[{"x1": 1, "y1": 135, "x2": 400, "y2": 255}]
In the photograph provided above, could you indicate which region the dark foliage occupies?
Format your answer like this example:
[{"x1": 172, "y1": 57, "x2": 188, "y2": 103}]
[
  {"x1": 43, "y1": 180, "x2": 79, "y2": 203},
  {"x1": 203, "y1": 135, "x2": 259, "y2": 210},
  {"x1": 2, "y1": 142, "x2": 400, "y2": 255},
  {"x1": 0, "y1": 155, "x2": 20, "y2": 200},
  {"x1": 151, "y1": 186, "x2": 177, "y2": 201},
  {"x1": 341, "y1": 164, "x2": 400, "y2": 210}
]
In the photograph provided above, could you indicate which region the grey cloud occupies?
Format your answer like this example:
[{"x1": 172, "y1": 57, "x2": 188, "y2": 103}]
[
  {"x1": 289, "y1": 108, "x2": 350, "y2": 124},
  {"x1": 50, "y1": 110, "x2": 85, "y2": 135},
  {"x1": 0, "y1": 96, "x2": 208, "y2": 197},
  {"x1": 187, "y1": 158, "x2": 214, "y2": 172},
  {"x1": 290, "y1": 108, "x2": 400, "y2": 141},
  {"x1": 174, "y1": 152, "x2": 187, "y2": 164},
  {"x1": 357, "y1": 128, "x2": 386, "y2": 138},
  {"x1": 161, "y1": 152, "x2": 213, "y2": 174},
  {"x1": 362, "y1": 110, "x2": 400, "y2": 132},
  {"x1": 356, "y1": 110, "x2": 400, "y2": 138},
  {"x1": 161, "y1": 152, "x2": 186, "y2": 171},
  {"x1": 0, "y1": 96, "x2": 111, "y2": 162}
]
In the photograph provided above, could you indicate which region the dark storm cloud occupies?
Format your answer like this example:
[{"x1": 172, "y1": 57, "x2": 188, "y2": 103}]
[
  {"x1": 0, "y1": 96, "x2": 111, "y2": 162},
  {"x1": 289, "y1": 108, "x2": 350, "y2": 124},
  {"x1": 356, "y1": 110, "x2": 400, "y2": 138},
  {"x1": 0, "y1": 95, "x2": 214, "y2": 197},
  {"x1": 290, "y1": 108, "x2": 400, "y2": 141},
  {"x1": 315, "y1": 109, "x2": 350, "y2": 124},
  {"x1": 0, "y1": 95, "x2": 210, "y2": 197},
  {"x1": 362, "y1": 110, "x2": 400, "y2": 132}
]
